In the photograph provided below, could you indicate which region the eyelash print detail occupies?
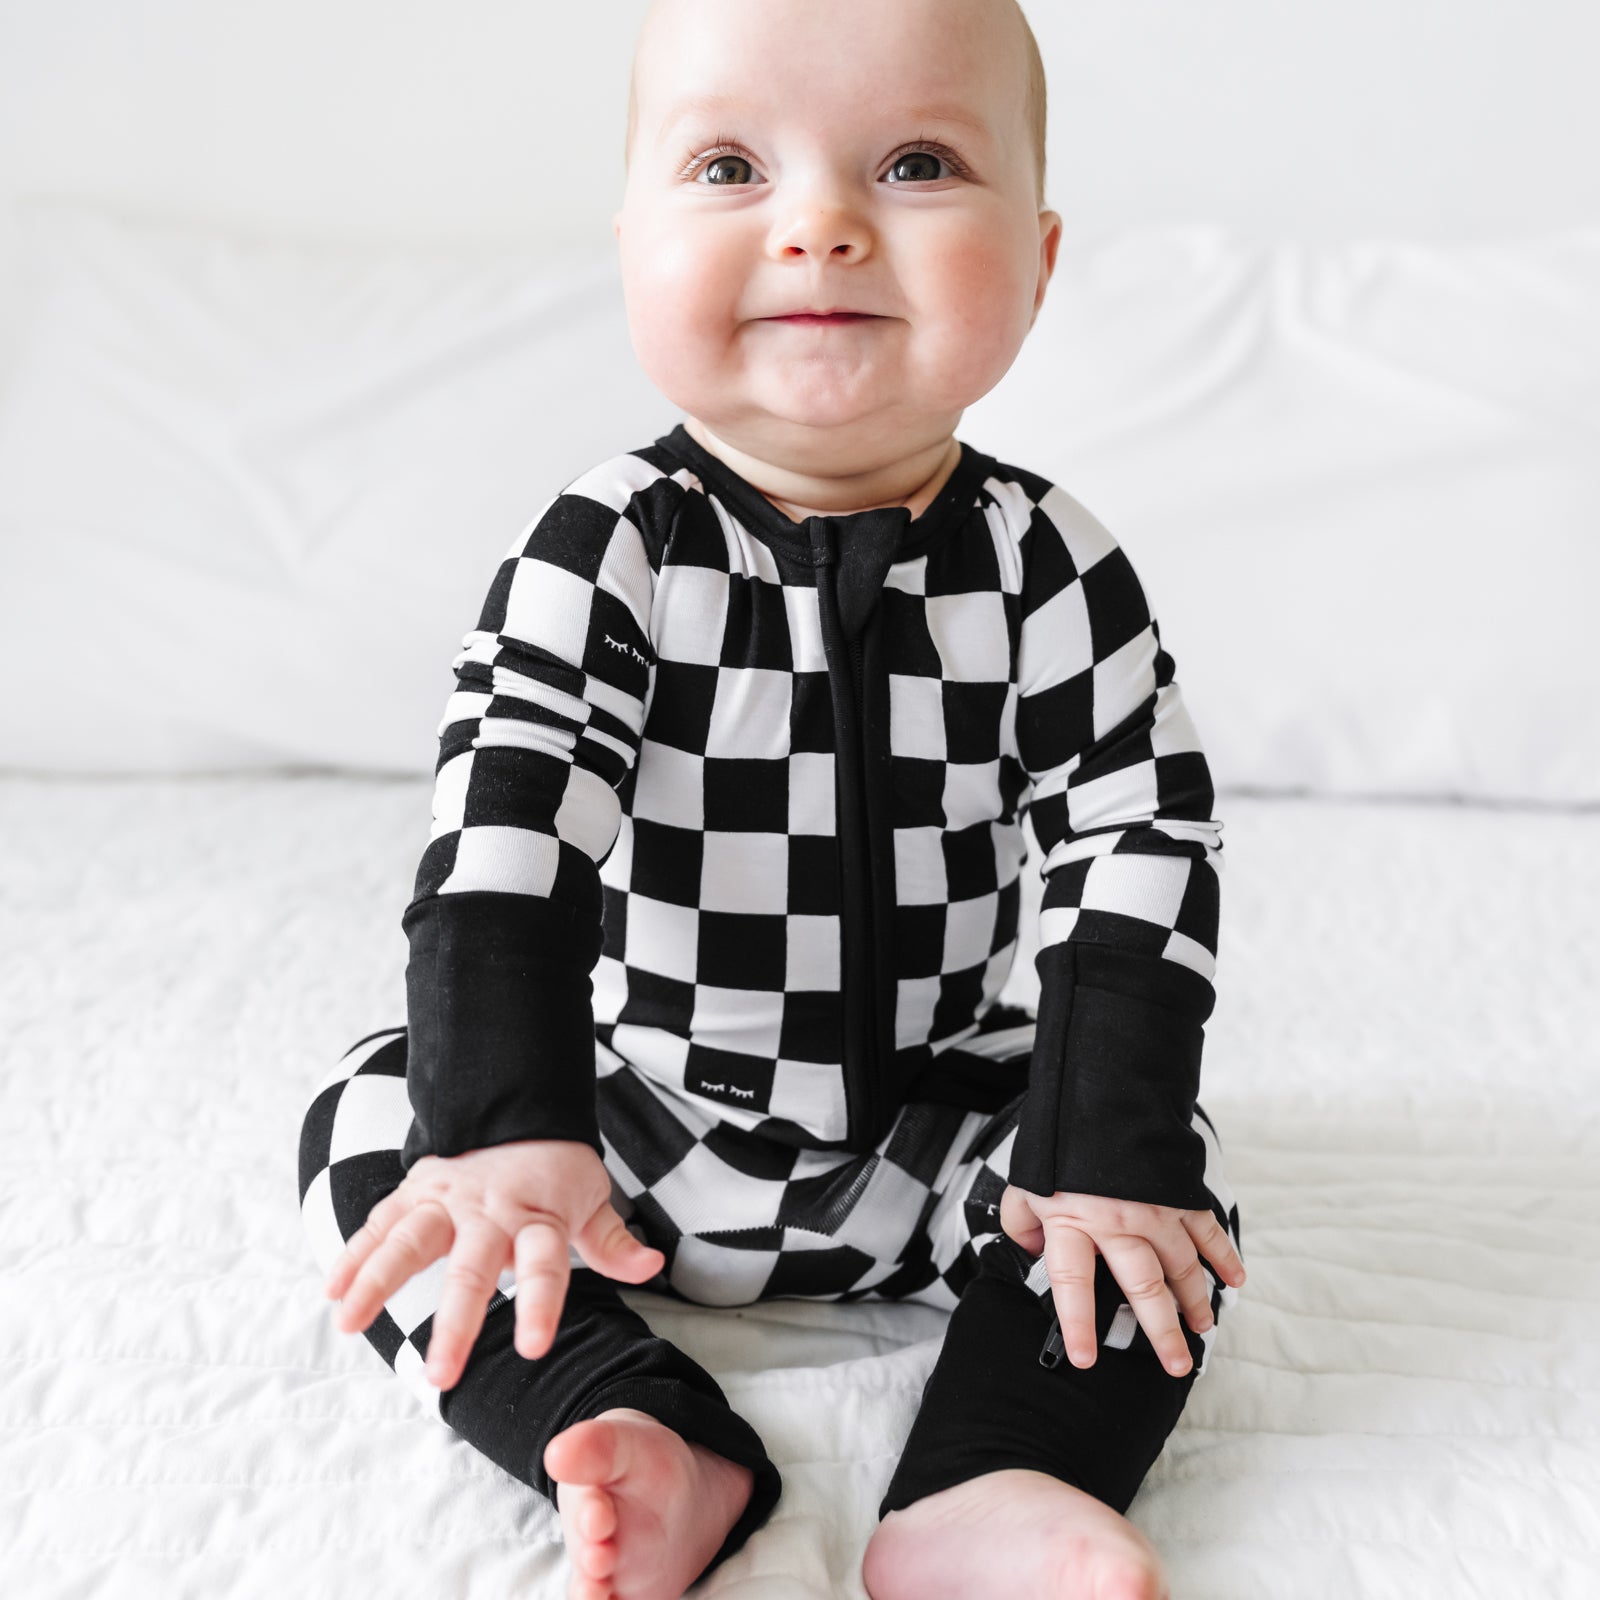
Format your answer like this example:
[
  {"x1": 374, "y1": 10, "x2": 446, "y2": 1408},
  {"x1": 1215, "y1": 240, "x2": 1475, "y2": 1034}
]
[{"x1": 676, "y1": 136, "x2": 970, "y2": 183}]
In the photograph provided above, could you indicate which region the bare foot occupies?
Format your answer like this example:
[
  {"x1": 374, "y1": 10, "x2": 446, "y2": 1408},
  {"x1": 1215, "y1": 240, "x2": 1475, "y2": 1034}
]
[
  {"x1": 543, "y1": 1406, "x2": 757, "y2": 1600},
  {"x1": 862, "y1": 1468, "x2": 1169, "y2": 1600}
]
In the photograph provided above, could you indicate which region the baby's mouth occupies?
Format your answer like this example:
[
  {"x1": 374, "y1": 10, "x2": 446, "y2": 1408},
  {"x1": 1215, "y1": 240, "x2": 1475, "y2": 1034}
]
[{"x1": 768, "y1": 312, "x2": 881, "y2": 325}]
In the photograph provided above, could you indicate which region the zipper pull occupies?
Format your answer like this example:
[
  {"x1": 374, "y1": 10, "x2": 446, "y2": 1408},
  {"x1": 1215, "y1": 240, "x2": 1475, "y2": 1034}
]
[{"x1": 1039, "y1": 1316, "x2": 1067, "y2": 1369}]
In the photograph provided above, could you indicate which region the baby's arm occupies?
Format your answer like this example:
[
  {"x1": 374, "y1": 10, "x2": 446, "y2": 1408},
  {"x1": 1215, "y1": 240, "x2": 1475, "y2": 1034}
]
[
  {"x1": 398, "y1": 465, "x2": 659, "y2": 1176},
  {"x1": 1006, "y1": 480, "x2": 1224, "y2": 1216}
]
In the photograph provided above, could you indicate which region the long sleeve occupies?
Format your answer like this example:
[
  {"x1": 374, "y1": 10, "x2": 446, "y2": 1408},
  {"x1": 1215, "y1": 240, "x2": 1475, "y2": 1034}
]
[
  {"x1": 1006, "y1": 483, "x2": 1224, "y2": 1212},
  {"x1": 398, "y1": 476, "x2": 658, "y2": 1175}
]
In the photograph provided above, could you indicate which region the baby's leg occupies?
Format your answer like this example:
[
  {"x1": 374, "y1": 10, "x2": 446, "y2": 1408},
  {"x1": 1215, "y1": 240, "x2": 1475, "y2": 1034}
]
[
  {"x1": 296, "y1": 1028, "x2": 782, "y2": 1591},
  {"x1": 865, "y1": 1076, "x2": 1244, "y2": 1599},
  {"x1": 880, "y1": 1236, "x2": 1206, "y2": 1520}
]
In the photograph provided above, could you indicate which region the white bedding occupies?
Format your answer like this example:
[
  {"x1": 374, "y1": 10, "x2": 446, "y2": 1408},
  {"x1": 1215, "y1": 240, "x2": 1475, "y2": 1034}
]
[{"x1": 3, "y1": 774, "x2": 1597, "y2": 1597}]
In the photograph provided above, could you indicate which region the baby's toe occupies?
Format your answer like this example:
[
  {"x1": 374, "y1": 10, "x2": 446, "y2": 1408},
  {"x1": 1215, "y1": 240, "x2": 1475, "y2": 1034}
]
[
  {"x1": 577, "y1": 1483, "x2": 618, "y2": 1543},
  {"x1": 577, "y1": 1534, "x2": 618, "y2": 1582},
  {"x1": 556, "y1": 1481, "x2": 618, "y2": 1581},
  {"x1": 1093, "y1": 1556, "x2": 1166, "y2": 1600}
]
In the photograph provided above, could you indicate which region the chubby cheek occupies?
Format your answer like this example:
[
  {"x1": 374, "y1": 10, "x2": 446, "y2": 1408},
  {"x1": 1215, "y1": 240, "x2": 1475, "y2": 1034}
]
[
  {"x1": 909, "y1": 229, "x2": 1035, "y2": 387},
  {"x1": 619, "y1": 220, "x2": 744, "y2": 389}
]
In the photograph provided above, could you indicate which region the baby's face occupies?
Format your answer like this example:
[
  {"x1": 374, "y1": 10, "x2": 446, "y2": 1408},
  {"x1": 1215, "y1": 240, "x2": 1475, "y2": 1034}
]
[{"x1": 613, "y1": 0, "x2": 1061, "y2": 475}]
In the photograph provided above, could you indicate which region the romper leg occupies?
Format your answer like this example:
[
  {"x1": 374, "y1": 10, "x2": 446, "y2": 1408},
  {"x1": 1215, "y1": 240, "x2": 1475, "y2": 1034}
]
[
  {"x1": 877, "y1": 1039, "x2": 1244, "y2": 1521},
  {"x1": 878, "y1": 1234, "x2": 1202, "y2": 1518},
  {"x1": 295, "y1": 1027, "x2": 783, "y2": 1583}
]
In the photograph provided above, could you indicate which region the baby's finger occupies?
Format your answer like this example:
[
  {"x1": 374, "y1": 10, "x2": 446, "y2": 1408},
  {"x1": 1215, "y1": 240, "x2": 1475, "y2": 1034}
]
[
  {"x1": 1098, "y1": 1234, "x2": 1194, "y2": 1378},
  {"x1": 1135, "y1": 1218, "x2": 1218, "y2": 1336},
  {"x1": 323, "y1": 1184, "x2": 413, "y2": 1301},
  {"x1": 1040, "y1": 1217, "x2": 1099, "y2": 1369},
  {"x1": 424, "y1": 1215, "x2": 511, "y2": 1391},
  {"x1": 333, "y1": 1196, "x2": 452, "y2": 1334},
  {"x1": 1186, "y1": 1209, "x2": 1247, "y2": 1287},
  {"x1": 513, "y1": 1216, "x2": 572, "y2": 1360},
  {"x1": 1162, "y1": 1250, "x2": 1216, "y2": 1336}
]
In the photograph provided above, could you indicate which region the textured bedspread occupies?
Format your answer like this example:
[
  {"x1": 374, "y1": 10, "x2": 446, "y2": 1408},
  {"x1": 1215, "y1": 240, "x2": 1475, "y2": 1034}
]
[{"x1": 3, "y1": 775, "x2": 1597, "y2": 1597}]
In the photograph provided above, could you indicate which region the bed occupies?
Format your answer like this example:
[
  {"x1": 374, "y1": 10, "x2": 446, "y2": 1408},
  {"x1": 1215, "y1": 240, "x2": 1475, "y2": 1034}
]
[
  {"x1": 3, "y1": 4, "x2": 1599, "y2": 1596},
  {"x1": 6, "y1": 776, "x2": 1597, "y2": 1596}
]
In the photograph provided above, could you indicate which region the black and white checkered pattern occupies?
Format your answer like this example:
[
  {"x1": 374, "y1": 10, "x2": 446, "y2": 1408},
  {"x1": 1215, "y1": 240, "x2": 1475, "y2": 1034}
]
[
  {"x1": 297, "y1": 1017, "x2": 1243, "y2": 1424},
  {"x1": 396, "y1": 421, "x2": 1226, "y2": 1213}
]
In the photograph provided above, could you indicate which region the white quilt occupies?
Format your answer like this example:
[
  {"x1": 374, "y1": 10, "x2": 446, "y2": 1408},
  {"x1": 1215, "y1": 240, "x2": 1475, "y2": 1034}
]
[{"x1": 3, "y1": 776, "x2": 1597, "y2": 1598}]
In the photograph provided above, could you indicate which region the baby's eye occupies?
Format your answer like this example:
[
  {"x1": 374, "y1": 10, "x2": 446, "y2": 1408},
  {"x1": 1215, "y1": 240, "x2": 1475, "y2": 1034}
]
[
  {"x1": 697, "y1": 151, "x2": 756, "y2": 186},
  {"x1": 682, "y1": 141, "x2": 966, "y2": 187},
  {"x1": 883, "y1": 148, "x2": 957, "y2": 184}
]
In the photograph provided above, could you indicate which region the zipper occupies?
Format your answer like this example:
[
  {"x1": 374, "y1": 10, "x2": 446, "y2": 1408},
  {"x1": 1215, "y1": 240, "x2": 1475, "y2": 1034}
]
[
  {"x1": 1039, "y1": 1316, "x2": 1067, "y2": 1369},
  {"x1": 811, "y1": 523, "x2": 884, "y2": 1151},
  {"x1": 809, "y1": 509, "x2": 913, "y2": 1152},
  {"x1": 838, "y1": 609, "x2": 880, "y2": 1147},
  {"x1": 1027, "y1": 1248, "x2": 1069, "y2": 1367},
  {"x1": 847, "y1": 632, "x2": 865, "y2": 705}
]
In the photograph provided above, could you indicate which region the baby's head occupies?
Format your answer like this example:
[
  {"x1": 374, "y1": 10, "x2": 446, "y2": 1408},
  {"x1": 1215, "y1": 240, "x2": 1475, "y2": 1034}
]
[{"x1": 613, "y1": 0, "x2": 1062, "y2": 482}]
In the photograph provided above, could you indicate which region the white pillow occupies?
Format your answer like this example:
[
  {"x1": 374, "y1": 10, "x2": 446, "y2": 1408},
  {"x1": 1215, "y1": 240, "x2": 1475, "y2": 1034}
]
[
  {"x1": 966, "y1": 226, "x2": 1600, "y2": 806},
  {"x1": 0, "y1": 201, "x2": 681, "y2": 775},
  {"x1": 1, "y1": 200, "x2": 1595, "y2": 802}
]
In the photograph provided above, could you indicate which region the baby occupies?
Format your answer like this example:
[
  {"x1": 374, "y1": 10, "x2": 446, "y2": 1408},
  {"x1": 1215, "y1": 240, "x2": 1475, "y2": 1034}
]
[{"x1": 298, "y1": 1, "x2": 1247, "y2": 1596}]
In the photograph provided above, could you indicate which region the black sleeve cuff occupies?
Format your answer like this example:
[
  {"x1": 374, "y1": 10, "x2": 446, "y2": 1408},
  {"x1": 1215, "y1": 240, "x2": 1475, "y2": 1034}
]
[
  {"x1": 397, "y1": 891, "x2": 607, "y2": 1175},
  {"x1": 1007, "y1": 939, "x2": 1216, "y2": 1211}
]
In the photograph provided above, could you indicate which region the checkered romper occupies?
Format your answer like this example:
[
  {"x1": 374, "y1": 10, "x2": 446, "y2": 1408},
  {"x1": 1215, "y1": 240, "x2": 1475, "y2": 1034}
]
[{"x1": 298, "y1": 420, "x2": 1243, "y2": 1430}]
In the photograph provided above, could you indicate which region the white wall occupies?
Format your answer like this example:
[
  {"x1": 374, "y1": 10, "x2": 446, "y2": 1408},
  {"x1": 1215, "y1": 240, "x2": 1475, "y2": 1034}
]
[{"x1": 1, "y1": 0, "x2": 1596, "y2": 252}]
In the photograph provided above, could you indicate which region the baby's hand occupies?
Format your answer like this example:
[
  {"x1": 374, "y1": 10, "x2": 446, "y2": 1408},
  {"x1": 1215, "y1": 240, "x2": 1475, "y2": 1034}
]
[
  {"x1": 321, "y1": 1139, "x2": 664, "y2": 1392},
  {"x1": 999, "y1": 1184, "x2": 1246, "y2": 1379}
]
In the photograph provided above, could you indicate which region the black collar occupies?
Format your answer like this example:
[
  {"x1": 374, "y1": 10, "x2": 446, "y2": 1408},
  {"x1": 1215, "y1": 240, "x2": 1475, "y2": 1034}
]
[{"x1": 655, "y1": 421, "x2": 990, "y2": 568}]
